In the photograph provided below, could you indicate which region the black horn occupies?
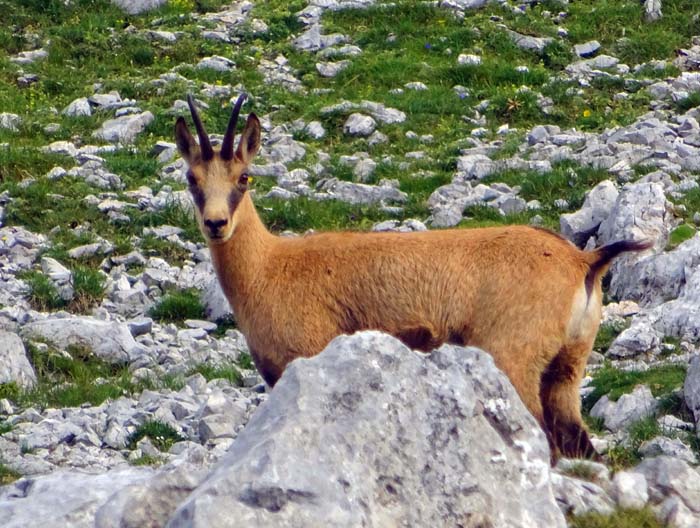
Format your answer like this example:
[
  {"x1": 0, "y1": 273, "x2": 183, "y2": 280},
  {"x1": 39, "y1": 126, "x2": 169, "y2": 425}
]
[
  {"x1": 221, "y1": 93, "x2": 248, "y2": 161},
  {"x1": 187, "y1": 94, "x2": 214, "y2": 161}
]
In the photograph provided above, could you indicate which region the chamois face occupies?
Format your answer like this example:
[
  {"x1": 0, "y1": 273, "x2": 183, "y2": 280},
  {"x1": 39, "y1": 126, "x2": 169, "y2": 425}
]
[{"x1": 174, "y1": 94, "x2": 261, "y2": 245}]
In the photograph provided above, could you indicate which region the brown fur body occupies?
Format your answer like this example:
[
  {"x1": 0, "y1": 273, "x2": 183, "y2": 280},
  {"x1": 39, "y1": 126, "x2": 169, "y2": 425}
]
[{"x1": 175, "y1": 96, "x2": 649, "y2": 461}]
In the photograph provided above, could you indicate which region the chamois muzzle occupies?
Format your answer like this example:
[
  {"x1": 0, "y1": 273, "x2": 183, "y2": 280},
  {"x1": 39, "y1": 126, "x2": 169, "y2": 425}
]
[{"x1": 204, "y1": 218, "x2": 228, "y2": 238}]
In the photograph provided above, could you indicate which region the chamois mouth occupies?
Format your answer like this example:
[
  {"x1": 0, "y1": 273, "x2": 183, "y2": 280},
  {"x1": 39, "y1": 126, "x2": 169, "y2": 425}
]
[{"x1": 207, "y1": 233, "x2": 230, "y2": 245}]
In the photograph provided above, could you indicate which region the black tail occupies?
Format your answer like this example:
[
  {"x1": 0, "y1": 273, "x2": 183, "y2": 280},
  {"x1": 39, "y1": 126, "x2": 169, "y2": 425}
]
[{"x1": 585, "y1": 239, "x2": 653, "y2": 295}]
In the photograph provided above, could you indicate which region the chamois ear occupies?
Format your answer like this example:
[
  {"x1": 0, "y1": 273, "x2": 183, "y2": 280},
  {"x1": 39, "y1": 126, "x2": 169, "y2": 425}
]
[
  {"x1": 235, "y1": 113, "x2": 261, "y2": 165},
  {"x1": 174, "y1": 117, "x2": 198, "y2": 162}
]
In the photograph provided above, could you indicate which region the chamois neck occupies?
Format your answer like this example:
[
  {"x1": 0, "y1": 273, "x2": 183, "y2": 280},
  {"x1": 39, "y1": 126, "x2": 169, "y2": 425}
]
[{"x1": 208, "y1": 193, "x2": 274, "y2": 313}]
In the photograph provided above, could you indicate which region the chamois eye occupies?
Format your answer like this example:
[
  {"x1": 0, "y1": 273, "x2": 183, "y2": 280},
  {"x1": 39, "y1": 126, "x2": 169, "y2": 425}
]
[{"x1": 238, "y1": 173, "x2": 249, "y2": 186}]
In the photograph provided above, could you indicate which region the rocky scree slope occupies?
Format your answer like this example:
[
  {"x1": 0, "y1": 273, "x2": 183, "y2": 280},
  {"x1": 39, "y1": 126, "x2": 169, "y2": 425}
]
[{"x1": 1, "y1": 0, "x2": 700, "y2": 526}]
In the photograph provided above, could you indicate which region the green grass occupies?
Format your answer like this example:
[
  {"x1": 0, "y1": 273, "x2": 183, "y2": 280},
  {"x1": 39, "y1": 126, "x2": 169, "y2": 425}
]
[
  {"x1": 559, "y1": 461, "x2": 604, "y2": 483},
  {"x1": 130, "y1": 454, "x2": 165, "y2": 466},
  {"x1": 212, "y1": 316, "x2": 237, "y2": 337},
  {"x1": 127, "y1": 420, "x2": 184, "y2": 451},
  {"x1": 258, "y1": 197, "x2": 388, "y2": 232},
  {"x1": 583, "y1": 364, "x2": 687, "y2": 413},
  {"x1": 148, "y1": 288, "x2": 205, "y2": 323},
  {"x1": 20, "y1": 271, "x2": 65, "y2": 311},
  {"x1": 0, "y1": 382, "x2": 20, "y2": 401},
  {"x1": 190, "y1": 363, "x2": 243, "y2": 386},
  {"x1": 0, "y1": 0, "x2": 693, "y2": 257},
  {"x1": 605, "y1": 417, "x2": 661, "y2": 470},
  {"x1": 569, "y1": 507, "x2": 663, "y2": 528},
  {"x1": 667, "y1": 223, "x2": 696, "y2": 249},
  {"x1": 5, "y1": 343, "x2": 135, "y2": 410},
  {"x1": 676, "y1": 91, "x2": 700, "y2": 113},
  {"x1": 0, "y1": 463, "x2": 20, "y2": 485},
  {"x1": 71, "y1": 266, "x2": 106, "y2": 312},
  {"x1": 139, "y1": 235, "x2": 192, "y2": 265},
  {"x1": 19, "y1": 265, "x2": 105, "y2": 314},
  {"x1": 237, "y1": 351, "x2": 254, "y2": 370}
]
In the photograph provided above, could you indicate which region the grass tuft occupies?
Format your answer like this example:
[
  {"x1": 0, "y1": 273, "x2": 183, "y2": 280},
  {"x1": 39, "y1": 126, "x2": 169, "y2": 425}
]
[
  {"x1": 0, "y1": 463, "x2": 21, "y2": 486},
  {"x1": 130, "y1": 454, "x2": 165, "y2": 466},
  {"x1": 667, "y1": 223, "x2": 696, "y2": 250},
  {"x1": 604, "y1": 417, "x2": 661, "y2": 471},
  {"x1": 5, "y1": 343, "x2": 134, "y2": 410},
  {"x1": 19, "y1": 265, "x2": 105, "y2": 314},
  {"x1": 583, "y1": 364, "x2": 687, "y2": 413},
  {"x1": 190, "y1": 363, "x2": 243, "y2": 386},
  {"x1": 148, "y1": 288, "x2": 205, "y2": 323},
  {"x1": 237, "y1": 352, "x2": 254, "y2": 371},
  {"x1": 128, "y1": 420, "x2": 184, "y2": 452},
  {"x1": 569, "y1": 507, "x2": 663, "y2": 528},
  {"x1": 20, "y1": 271, "x2": 65, "y2": 312}
]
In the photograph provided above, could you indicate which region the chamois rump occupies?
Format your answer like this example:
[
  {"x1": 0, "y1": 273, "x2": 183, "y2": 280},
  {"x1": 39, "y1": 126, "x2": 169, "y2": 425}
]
[{"x1": 175, "y1": 94, "x2": 650, "y2": 461}]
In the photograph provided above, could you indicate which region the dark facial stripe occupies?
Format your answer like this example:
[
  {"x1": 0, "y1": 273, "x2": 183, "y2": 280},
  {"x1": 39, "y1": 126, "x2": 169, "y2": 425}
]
[
  {"x1": 190, "y1": 186, "x2": 205, "y2": 212},
  {"x1": 228, "y1": 189, "x2": 242, "y2": 216}
]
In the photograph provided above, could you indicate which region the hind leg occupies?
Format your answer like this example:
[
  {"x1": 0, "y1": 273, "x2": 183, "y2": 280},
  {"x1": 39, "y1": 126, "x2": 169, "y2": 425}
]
[
  {"x1": 488, "y1": 346, "x2": 548, "y2": 429},
  {"x1": 540, "y1": 342, "x2": 598, "y2": 460}
]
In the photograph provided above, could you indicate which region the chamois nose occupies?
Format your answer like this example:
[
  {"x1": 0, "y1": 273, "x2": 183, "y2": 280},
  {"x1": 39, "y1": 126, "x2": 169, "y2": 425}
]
[{"x1": 204, "y1": 218, "x2": 228, "y2": 235}]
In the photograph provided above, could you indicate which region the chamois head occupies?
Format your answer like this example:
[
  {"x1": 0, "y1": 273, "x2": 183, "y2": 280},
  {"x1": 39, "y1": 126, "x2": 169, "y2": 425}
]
[{"x1": 174, "y1": 93, "x2": 261, "y2": 244}]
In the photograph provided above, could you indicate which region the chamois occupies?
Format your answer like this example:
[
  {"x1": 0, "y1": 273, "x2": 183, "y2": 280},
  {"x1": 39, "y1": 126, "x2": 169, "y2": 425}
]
[{"x1": 175, "y1": 94, "x2": 650, "y2": 461}]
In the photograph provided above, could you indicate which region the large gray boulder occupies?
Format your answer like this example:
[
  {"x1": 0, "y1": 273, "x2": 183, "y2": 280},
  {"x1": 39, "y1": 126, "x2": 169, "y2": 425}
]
[
  {"x1": 168, "y1": 332, "x2": 565, "y2": 527},
  {"x1": 0, "y1": 330, "x2": 36, "y2": 388},
  {"x1": 95, "y1": 464, "x2": 207, "y2": 528}
]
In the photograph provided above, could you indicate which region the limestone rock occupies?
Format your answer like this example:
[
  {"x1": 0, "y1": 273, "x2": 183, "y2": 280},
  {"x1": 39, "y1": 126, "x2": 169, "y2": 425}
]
[
  {"x1": 550, "y1": 472, "x2": 615, "y2": 516},
  {"x1": 92, "y1": 111, "x2": 154, "y2": 145},
  {"x1": 684, "y1": 354, "x2": 700, "y2": 427},
  {"x1": 21, "y1": 316, "x2": 145, "y2": 363},
  {"x1": 316, "y1": 60, "x2": 350, "y2": 77},
  {"x1": 560, "y1": 180, "x2": 619, "y2": 247},
  {"x1": 62, "y1": 98, "x2": 92, "y2": 117},
  {"x1": 638, "y1": 437, "x2": 698, "y2": 465},
  {"x1": 343, "y1": 113, "x2": 376, "y2": 136},
  {"x1": 95, "y1": 464, "x2": 207, "y2": 528},
  {"x1": 315, "y1": 178, "x2": 407, "y2": 205},
  {"x1": 574, "y1": 40, "x2": 601, "y2": 58},
  {"x1": 169, "y1": 332, "x2": 565, "y2": 527},
  {"x1": 644, "y1": 0, "x2": 663, "y2": 22},
  {"x1": 0, "y1": 113, "x2": 21, "y2": 131},
  {"x1": 0, "y1": 330, "x2": 36, "y2": 388},
  {"x1": 506, "y1": 29, "x2": 553, "y2": 54},
  {"x1": 597, "y1": 182, "x2": 670, "y2": 302},
  {"x1": 0, "y1": 468, "x2": 154, "y2": 528},
  {"x1": 196, "y1": 56, "x2": 235, "y2": 72},
  {"x1": 633, "y1": 456, "x2": 700, "y2": 516},
  {"x1": 589, "y1": 385, "x2": 658, "y2": 432},
  {"x1": 611, "y1": 471, "x2": 649, "y2": 510},
  {"x1": 111, "y1": 0, "x2": 166, "y2": 14}
]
